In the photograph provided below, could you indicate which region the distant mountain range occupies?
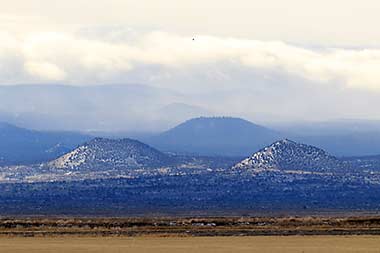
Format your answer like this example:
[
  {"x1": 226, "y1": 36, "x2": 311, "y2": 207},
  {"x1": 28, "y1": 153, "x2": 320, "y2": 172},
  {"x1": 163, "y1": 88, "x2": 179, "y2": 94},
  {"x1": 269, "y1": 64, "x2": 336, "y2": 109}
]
[
  {"x1": 0, "y1": 84, "x2": 379, "y2": 156},
  {"x1": 272, "y1": 119, "x2": 380, "y2": 157},
  {"x1": 144, "y1": 117, "x2": 282, "y2": 156},
  {"x1": 0, "y1": 122, "x2": 90, "y2": 165},
  {"x1": 1, "y1": 116, "x2": 380, "y2": 166},
  {"x1": 0, "y1": 84, "x2": 207, "y2": 132},
  {"x1": 144, "y1": 117, "x2": 380, "y2": 157},
  {"x1": 0, "y1": 135, "x2": 378, "y2": 183},
  {"x1": 293, "y1": 134, "x2": 380, "y2": 157},
  {"x1": 2, "y1": 117, "x2": 274, "y2": 165}
]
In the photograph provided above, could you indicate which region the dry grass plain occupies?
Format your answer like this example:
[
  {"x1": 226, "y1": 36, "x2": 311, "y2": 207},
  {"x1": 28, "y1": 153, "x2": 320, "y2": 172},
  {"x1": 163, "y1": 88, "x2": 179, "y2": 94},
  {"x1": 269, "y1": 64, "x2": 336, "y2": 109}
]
[
  {"x1": 0, "y1": 236, "x2": 380, "y2": 253},
  {"x1": 2, "y1": 216, "x2": 380, "y2": 236}
]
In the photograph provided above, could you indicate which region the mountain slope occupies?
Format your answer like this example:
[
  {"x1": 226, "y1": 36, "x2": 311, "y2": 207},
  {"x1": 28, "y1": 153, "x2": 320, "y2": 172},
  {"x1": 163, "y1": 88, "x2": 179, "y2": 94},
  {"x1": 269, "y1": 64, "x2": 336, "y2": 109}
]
[
  {"x1": 49, "y1": 137, "x2": 173, "y2": 170},
  {"x1": 145, "y1": 117, "x2": 282, "y2": 156},
  {"x1": 0, "y1": 122, "x2": 90, "y2": 165},
  {"x1": 233, "y1": 139, "x2": 345, "y2": 172}
]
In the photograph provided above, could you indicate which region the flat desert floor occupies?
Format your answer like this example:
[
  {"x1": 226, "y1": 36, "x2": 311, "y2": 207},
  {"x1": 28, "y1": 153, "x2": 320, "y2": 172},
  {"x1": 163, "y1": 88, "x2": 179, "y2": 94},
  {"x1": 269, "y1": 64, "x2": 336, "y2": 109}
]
[{"x1": 0, "y1": 236, "x2": 380, "y2": 253}]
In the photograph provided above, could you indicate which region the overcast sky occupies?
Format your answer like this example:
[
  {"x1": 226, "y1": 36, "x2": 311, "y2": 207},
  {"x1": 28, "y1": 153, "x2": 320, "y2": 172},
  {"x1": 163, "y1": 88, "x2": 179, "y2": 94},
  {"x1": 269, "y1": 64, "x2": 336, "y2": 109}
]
[
  {"x1": 3, "y1": 0, "x2": 380, "y2": 46},
  {"x1": 1, "y1": 0, "x2": 380, "y2": 124}
]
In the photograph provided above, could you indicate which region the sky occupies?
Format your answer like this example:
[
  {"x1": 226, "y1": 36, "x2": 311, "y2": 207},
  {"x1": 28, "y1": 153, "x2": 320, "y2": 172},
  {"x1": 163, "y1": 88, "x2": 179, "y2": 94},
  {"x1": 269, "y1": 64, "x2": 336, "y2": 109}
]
[{"x1": 0, "y1": 0, "x2": 380, "y2": 129}]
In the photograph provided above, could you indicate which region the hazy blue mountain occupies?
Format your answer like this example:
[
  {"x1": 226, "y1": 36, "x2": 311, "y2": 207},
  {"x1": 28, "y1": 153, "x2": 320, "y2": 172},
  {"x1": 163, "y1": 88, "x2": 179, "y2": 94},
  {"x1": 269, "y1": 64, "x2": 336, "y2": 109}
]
[
  {"x1": 0, "y1": 84, "x2": 183, "y2": 132},
  {"x1": 271, "y1": 119, "x2": 380, "y2": 136},
  {"x1": 267, "y1": 120, "x2": 380, "y2": 157},
  {"x1": 293, "y1": 134, "x2": 380, "y2": 157},
  {"x1": 1, "y1": 84, "x2": 379, "y2": 157},
  {"x1": 144, "y1": 117, "x2": 282, "y2": 156},
  {"x1": 0, "y1": 122, "x2": 90, "y2": 165}
]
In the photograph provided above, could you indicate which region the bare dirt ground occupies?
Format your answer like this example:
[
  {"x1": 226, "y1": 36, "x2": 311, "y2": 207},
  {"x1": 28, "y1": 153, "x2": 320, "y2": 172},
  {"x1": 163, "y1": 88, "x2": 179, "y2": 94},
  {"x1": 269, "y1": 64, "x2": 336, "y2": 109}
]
[{"x1": 0, "y1": 236, "x2": 380, "y2": 253}]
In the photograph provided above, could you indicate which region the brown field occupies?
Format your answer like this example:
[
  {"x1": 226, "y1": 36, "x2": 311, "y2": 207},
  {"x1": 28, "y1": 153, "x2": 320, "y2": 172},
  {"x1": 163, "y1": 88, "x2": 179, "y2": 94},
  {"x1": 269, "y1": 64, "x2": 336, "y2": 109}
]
[
  {"x1": 1, "y1": 217, "x2": 380, "y2": 252},
  {"x1": 2, "y1": 216, "x2": 380, "y2": 236},
  {"x1": 0, "y1": 236, "x2": 380, "y2": 253}
]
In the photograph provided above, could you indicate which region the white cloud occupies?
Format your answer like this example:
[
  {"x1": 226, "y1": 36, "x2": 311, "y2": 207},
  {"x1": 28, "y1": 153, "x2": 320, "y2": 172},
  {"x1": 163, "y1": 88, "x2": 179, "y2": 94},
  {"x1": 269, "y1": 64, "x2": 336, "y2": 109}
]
[
  {"x1": 25, "y1": 62, "x2": 66, "y2": 81},
  {"x1": 0, "y1": 30, "x2": 380, "y2": 92},
  {"x1": 4, "y1": 0, "x2": 380, "y2": 47}
]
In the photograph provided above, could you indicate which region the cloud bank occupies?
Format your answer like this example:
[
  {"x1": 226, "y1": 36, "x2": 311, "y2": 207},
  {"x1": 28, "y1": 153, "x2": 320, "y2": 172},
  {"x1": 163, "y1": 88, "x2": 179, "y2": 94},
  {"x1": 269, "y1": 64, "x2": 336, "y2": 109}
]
[
  {"x1": 1, "y1": 30, "x2": 380, "y2": 92},
  {"x1": 0, "y1": 29, "x2": 379, "y2": 127}
]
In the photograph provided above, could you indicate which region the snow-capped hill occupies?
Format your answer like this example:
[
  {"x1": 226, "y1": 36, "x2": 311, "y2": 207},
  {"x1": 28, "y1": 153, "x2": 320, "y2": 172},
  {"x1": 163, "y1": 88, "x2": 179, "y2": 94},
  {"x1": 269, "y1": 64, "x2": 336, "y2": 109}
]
[
  {"x1": 49, "y1": 137, "x2": 173, "y2": 170},
  {"x1": 233, "y1": 139, "x2": 344, "y2": 172}
]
